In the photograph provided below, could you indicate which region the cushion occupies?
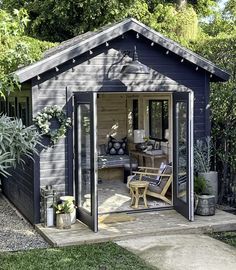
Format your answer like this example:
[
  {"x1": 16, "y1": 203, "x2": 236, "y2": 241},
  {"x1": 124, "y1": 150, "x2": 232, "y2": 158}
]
[
  {"x1": 107, "y1": 136, "x2": 128, "y2": 155},
  {"x1": 128, "y1": 173, "x2": 161, "y2": 188},
  {"x1": 156, "y1": 162, "x2": 166, "y2": 182},
  {"x1": 158, "y1": 165, "x2": 172, "y2": 190}
]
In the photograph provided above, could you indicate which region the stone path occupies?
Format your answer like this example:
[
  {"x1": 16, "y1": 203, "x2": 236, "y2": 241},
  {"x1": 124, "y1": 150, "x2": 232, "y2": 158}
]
[
  {"x1": 0, "y1": 192, "x2": 49, "y2": 252},
  {"x1": 116, "y1": 234, "x2": 236, "y2": 270}
]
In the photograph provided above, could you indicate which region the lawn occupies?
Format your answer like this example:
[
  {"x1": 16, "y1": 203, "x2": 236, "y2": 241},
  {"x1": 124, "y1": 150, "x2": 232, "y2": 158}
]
[
  {"x1": 0, "y1": 242, "x2": 155, "y2": 270},
  {"x1": 211, "y1": 231, "x2": 236, "y2": 248}
]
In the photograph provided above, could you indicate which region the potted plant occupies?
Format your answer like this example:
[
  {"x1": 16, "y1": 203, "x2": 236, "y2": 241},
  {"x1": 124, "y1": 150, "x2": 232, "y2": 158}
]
[
  {"x1": 194, "y1": 175, "x2": 216, "y2": 216},
  {"x1": 194, "y1": 136, "x2": 218, "y2": 202},
  {"x1": 54, "y1": 200, "x2": 74, "y2": 229}
]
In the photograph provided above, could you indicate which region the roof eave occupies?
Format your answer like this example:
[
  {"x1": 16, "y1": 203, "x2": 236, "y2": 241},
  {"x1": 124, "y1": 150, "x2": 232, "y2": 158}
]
[{"x1": 14, "y1": 17, "x2": 230, "y2": 83}]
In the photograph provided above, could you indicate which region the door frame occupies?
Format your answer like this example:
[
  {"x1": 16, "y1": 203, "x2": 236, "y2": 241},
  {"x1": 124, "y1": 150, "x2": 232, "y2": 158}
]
[
  {"x1": 172, "y1": 90, "x2": 194, "y2": 221},
  {"x1": 74, "y1": 92, "x2": 98, "y2": 232},
  {"x1": 73, "y1": 90, "x2": 194, "y2": 232}
]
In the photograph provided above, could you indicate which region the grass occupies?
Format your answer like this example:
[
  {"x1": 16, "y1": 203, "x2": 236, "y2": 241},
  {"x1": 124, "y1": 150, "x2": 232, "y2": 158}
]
[
  {"x1": 210, "y1": 231, "x2": 236, "y2": 248},
  {"x1": 0, "y1": 242, "x2": 155, "y2": 270}
]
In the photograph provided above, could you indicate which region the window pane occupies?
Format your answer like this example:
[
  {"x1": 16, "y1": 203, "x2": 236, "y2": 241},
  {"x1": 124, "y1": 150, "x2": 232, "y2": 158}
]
[
  {"x1": 132, "y1": 99, "x2": 139, "y2": 130},
  {"x1": 176, "y1": 102, "x2": 187, "y2": 202},
  {"x1": 8, "y1": 101, "x2": 16, "y2": 117},
  {"x1": 149, "y1": 100, "x2": 168, "y2": 140}
]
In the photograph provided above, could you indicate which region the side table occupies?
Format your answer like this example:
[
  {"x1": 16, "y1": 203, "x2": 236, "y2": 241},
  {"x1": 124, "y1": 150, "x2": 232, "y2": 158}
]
[{"x1": 129, "y1": 181, "x2": 148, "y2": 208}]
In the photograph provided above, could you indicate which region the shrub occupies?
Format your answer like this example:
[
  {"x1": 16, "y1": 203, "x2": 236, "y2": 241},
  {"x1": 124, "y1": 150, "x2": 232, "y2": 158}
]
[{"x1": 0, "y1": 114, "x2": 41, "y2": 177}]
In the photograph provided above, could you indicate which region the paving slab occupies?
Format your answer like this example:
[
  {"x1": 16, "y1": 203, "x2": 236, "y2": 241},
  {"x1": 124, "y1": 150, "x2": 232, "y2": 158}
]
[{"x1": 116, "y1": 234, "x2": 236, "y2": 270}]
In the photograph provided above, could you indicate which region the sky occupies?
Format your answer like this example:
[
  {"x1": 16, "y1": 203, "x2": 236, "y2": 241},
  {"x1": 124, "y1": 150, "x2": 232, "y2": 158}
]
[{"x1": 219, "y1": 0, "x2": 228, "y2": 9}]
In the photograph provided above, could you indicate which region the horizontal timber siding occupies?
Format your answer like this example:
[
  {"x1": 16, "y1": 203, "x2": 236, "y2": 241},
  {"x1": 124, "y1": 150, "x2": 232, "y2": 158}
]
[
  {"x1": 37, "y1": 31, "x2": 208, "y2": 140},
  {"x1": 31, "y1": 30, "x2": 210, "y2": 218},
  {"x1": 31, "y1": 81, "x2": 71, "y2": 196},
  {"x1": 1, "y1": 85, "x2": 37, "y2": 224},
  {"x1": 2, "y1": 152, "x2": 35, "y2": 224}
]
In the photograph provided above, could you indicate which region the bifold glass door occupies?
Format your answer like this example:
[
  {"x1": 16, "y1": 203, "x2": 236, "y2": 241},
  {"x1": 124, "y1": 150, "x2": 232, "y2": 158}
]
[
  {"x1": 173, "y1": 91, "x2": 194, "y2": 221},
  {"x1": 74, "y1": 92, "x2": 98, "y2": 232}
]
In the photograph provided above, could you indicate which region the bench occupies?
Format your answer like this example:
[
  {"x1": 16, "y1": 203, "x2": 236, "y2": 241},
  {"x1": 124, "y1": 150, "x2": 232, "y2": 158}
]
[{"x1": 98, "y1": 155, "x2": 138, "y2": 183}]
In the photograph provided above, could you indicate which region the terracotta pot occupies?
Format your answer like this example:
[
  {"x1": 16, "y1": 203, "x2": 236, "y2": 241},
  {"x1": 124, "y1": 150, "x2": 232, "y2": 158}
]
[{"x1": 56, "y1": 213, "x2": 71, "y2": 229}]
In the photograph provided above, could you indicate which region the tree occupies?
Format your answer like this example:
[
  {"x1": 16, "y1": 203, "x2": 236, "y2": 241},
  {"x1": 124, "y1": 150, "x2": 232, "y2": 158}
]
[
  {"x1": 0, "y1": 8, "x2": 54, "y2": 97},
  {"x1": 195, "y1": 35, "x2": 236, "y2": 203},
  {"x1": 0, "y1": 9, "x2": 54, "y2": 176},
  {"x1": 0, "y1": 0, "x2": 216, "y2": 42}
]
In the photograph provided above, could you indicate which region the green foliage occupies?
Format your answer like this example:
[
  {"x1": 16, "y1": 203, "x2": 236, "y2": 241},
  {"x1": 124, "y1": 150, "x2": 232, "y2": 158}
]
[
  {"x1": 211, "y1": 231, "x2": 236, "y2": 248},
  {"x1": 195, "y1": 34, "x2": 236, "y2": 202},
  {"x1": 0, "y1": 8, "x2": 55, "y2": 97},
  {"x1": 194, "y1": 137, "x2": 212, "y2": 173},
  {"x1": 0, "y1": 0, "x2": 207, "y2": 44},
  {"x1": 196, "y1": 36, "x2": 236, "y2": 171},
  {"x1": 0, "y1": 8, "x2": 29, "y2": 37},
  {"x1": 0, "y1": 114, "x2": 41, "y2": 177},
  {"x1": 54, "y1": 200, "x2": 74, "y2": 214},
  {"x1": 33, "y1": 105, "x2": 71, "y2": 145},
  {"x1": 0, "y1": 242, "x2": 155, "y2": 270},
  {"x1": 194, "y1": 175, "x2": 207, "y2": 195}
]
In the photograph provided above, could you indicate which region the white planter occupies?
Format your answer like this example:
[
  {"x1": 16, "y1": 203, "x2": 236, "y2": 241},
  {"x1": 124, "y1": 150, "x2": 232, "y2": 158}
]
[
  {"x1": 60, "y1": 196, "x2": 76, "y2": 224},
  {"x1": 56, "y1": 213, "x2": 71, "y2": 229},
  {"x1": 199, "y1": 171, "x2": 218, "y2": 202}
]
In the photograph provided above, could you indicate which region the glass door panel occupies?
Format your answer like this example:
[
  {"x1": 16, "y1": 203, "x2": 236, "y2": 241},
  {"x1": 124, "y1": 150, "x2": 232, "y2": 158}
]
[
  {"x1": 177, "y1": 102, "x2": 187, "y2": 203},
  {"x1": 74, "y1": 92, "x2": 98, "y2": 232},
  {"x1": 78, "y1": 104, "x2": 92, "y2": 213},
  {"x1": 173, "y1": 92, "x2": 194, "y2": 221}
]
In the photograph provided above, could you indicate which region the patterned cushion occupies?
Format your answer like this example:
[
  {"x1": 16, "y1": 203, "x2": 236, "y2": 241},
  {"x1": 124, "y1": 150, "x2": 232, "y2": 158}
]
[
  {"x1": 158, "y1": 165, "x2": 172, "y2": 189},
  {"x1": 107, "y1": 136, "x2": 128, "y2": 155},
  {"x1": 128, "y1": 174, "x2": 161, "y2": 187}
]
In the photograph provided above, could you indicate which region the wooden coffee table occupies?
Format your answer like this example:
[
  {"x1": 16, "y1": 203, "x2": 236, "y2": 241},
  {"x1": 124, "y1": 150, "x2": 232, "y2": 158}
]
[{"x1": 129, "y1": 181, "x2": 148, "y2": 209}]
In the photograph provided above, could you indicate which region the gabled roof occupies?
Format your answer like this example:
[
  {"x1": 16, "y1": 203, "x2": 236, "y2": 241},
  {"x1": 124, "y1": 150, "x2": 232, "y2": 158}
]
[{"x1": 14, "y1": 18, "x2": 230, "y2": 83}]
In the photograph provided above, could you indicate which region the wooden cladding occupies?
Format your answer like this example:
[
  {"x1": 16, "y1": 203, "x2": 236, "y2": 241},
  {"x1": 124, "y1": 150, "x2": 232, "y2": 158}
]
[{"x1": 0, "y1": 95, "x2": 30, "y2": 126}]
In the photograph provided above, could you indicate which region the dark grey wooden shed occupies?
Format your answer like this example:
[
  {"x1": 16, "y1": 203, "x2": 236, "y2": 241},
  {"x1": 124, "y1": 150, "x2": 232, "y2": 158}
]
[{"x1": 1, "y1": 18, "x2": 229, "y2": 230}]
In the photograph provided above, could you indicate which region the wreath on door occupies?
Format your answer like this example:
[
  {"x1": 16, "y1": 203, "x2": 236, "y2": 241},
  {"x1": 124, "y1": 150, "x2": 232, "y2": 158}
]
[{"x1": 33, "y1": 105, "x2": 71, "y2": 145}]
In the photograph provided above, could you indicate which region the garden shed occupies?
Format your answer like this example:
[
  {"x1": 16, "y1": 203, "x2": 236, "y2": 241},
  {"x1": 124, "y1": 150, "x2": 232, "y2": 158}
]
[{"x1": 1, "y1": 18, "x2": 229, "y2": 231}]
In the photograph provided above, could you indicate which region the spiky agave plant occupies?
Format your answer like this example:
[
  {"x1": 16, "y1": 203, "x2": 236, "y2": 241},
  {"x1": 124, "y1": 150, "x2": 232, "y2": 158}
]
[{"x1": 0, "y1": 114, "x2": 41, "y2": 177}]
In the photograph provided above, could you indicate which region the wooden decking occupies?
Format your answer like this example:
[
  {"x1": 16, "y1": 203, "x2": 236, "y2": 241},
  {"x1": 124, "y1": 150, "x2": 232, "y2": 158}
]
[{"x1": 35, "y1": 210, "x2": 236, "y2": 247}]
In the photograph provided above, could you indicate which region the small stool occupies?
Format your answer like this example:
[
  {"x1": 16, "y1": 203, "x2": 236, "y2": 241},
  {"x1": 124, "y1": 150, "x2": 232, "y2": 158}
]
[{"x1": 129, "y1": 181, "x2": 148, "y2": 209}]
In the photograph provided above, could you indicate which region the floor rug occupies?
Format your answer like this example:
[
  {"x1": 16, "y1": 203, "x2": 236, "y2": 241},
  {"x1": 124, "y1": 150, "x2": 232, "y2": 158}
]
[{"x1": 98, "y1": 213, "x2": 136, "y2": 224}]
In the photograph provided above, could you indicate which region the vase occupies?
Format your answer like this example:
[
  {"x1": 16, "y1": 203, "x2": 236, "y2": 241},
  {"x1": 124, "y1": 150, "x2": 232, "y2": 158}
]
[
  {"x1": 60, "y1": 196, "x2": 76, "y2": 224},
  {"x1": 195, "y1": 194, "x2": 216, "y2": 216},
  {"x1": 56, "y1": 213, "x2": 71, "y2": 229},
  {"x1": 199, "y1": 171, "x2": 218, "y2": 202}
]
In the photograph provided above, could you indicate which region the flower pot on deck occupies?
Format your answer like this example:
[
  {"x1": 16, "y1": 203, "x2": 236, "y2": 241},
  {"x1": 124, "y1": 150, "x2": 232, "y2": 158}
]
[
  {"x1": 56, "y1": 213, "x2": 71, "y2": 229},
  {"x1": 60, "y1": 196, "x2": 76, "y2": 224},
  {"x1": 195, "y1": 194, "x2": 216, "y2": 216},
  {"x1": 199, "y1": 171, "x2": 218, "y2": 202}
]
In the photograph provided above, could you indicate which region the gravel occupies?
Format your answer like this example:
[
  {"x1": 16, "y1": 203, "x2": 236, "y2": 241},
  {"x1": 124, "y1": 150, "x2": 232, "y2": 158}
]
[{"x1": 0, "y1": 191, "x2": 49, "y2": 252}]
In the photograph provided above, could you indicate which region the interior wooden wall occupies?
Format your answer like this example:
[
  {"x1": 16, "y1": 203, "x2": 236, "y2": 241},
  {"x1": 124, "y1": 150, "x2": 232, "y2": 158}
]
[
  {"x1": 97, "y1": 93, "x2": 127, "y2": 145},
  {"x1": 97, "y1": 93, "x2": 172, "y2": 161}
]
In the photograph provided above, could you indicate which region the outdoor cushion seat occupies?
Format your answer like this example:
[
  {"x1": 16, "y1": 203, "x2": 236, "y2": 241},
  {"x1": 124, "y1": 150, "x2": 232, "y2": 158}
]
[
  {"x1": 128, "y1": 165, "x2": 173, "y2": 205},
  {"x1": 98, "y1": 155, "x2": 137, "y2": 169}
]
